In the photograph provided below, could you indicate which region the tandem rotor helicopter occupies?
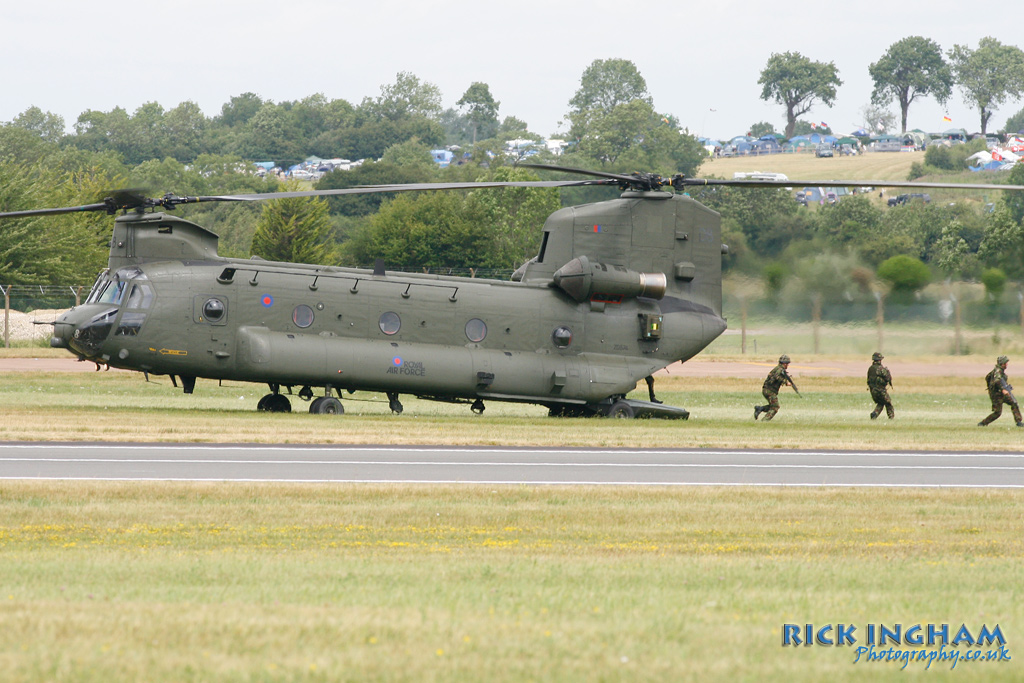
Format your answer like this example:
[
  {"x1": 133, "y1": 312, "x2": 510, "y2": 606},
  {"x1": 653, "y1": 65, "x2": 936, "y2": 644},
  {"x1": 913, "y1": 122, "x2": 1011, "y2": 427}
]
[{"x1": 2, "y1": 164, "x2": 1022, "y2": 419}]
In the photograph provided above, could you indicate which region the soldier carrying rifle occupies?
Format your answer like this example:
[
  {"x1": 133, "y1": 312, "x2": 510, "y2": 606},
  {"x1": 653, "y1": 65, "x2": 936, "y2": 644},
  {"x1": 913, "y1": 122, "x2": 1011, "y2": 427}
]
[
  {"x1": 978, "y1": 355, "x2": 1023, "y2": 427},
  {"x1": 754, "y1": 354, "x2": 799, "y2": 422},
  {"x1": 867, "y1": 352, "x2": 895, "y2": 420}
]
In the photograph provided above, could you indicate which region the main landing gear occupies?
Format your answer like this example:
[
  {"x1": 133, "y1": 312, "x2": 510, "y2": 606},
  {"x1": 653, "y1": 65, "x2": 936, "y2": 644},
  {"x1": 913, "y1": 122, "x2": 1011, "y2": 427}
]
[
  {"x1": 258, "y1": 384, "x2": 404, "y2": 416},
  {"x1": 257, "y1": 383, "x2": 344, "y2": 414}
]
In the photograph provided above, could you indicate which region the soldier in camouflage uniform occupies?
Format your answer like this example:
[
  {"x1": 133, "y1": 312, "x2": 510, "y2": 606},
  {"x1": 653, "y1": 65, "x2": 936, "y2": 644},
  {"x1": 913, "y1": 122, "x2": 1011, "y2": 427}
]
[
  {"x1": 867, "y1": 352, "x2": 894, "y2": 420},
  {"x1": 978, "y1": 355, "x2": 1023, "y2": 427},
  {"x1": 754, "y1": 354, "x2": 794, "y2": 422}
]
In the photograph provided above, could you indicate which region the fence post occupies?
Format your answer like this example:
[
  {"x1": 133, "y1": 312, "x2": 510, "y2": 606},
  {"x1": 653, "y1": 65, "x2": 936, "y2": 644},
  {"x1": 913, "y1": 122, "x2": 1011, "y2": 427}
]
[
  {"x1": 874, "y1": 291, "x2": 885, "y2": 354},
  {"x1": 811, "y1": 294, "x2": 821, "y2": 355},
  {"x1": 952, "y1": 294, "x2": 962, "y2": 355},
  {"x1": 1019, "y1": 291, "x2": 1023, "y2": 338},
  {"x1": 2, "y1": 285, "x2": 8, "y2": 349},
  {"x1": 740, "y1": 297, "x2": 747, "y2": 355}
]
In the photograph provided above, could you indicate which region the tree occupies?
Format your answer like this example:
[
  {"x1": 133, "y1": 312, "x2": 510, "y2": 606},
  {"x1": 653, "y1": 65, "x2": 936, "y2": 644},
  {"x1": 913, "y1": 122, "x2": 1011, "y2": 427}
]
[
  {"x1": 361, "y1": 72, "x2": 443, "y2": 122},
  {"x1": 457, "y1": 82, "x2": 500, "y2": 144},
  {"x1": 981, "y1": 267, "x2": 1007, "y2": 302},
  {"x1": 0, "y1": 161, "x2": 112, "y2": 284},
  {"x1": 11, "y1": 106, "x2": 65, "y2": 142},
  {"x1": 469, "y1": 167, "x2": 561, "y2": 268},
  {"x1": 869, "y1": 37, "x2": 952, "y2": 133},
  {"x1": 239, "y1": 103, "x2": 302, "y2": 166},
  {"x1": 748, "y1": 121, "x2": 776, "y2": 138},
  {"x1": 342, "y1": 192, "x2": 492, "y2": 269},
  {"x1": 876, "y1": 255, "x2": 931, "y2": 302},
  {"x1": 859, "y1": 103, "x2": 898, "y2": 135},
  {"x1": 949, "y1": 37, "x2": 1024, "y2": 135},
  {"x1": 1002, "y1": 160, "x2": 1024, "y2": 224},
  {"x1": 1003, "y1": 106, "x2": 1024, "y2": 135},
  {"x1": 218, "y1": 93, "x2": 266, "y2": 128},
  {"x1": 251, "y1": 187, "x2": 335, "y2": 265},
  {"x1": 566, "y1": 59, "x2": 651, "y2": 140},
  {"x1": 758, "y1": 52, "x2": 842, "y2": 138},
  {"x1": 162, "y1": 101, "x2": 208, "y2": 163}
]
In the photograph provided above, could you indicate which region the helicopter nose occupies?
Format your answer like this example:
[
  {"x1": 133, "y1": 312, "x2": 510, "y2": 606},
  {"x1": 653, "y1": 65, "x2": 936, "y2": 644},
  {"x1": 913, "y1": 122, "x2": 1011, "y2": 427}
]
[
  {"x1": 50, "y1": 320, "x2": 73, "y2": 349},
  {"x1": 52, "y1": 307, "x2": 117, "y2": 358}
]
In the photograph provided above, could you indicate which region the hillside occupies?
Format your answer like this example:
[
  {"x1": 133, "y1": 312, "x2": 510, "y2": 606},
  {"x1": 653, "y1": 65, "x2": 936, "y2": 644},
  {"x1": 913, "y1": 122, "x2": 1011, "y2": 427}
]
[{"x1": 700, "y1": 150, "x2": 923, "y2": 181}]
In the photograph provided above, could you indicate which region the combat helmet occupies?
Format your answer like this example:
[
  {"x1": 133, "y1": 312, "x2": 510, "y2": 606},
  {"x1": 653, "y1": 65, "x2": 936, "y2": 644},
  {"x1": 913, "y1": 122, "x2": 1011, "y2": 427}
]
[
  {"x1": 998, "y1": 355, "x2": 1009, "y2": 366},
  {"x1": 779, "y1": 354, "x2": 791, "y2": 364},
  {"x1": 872, "y1": 352, "x2": 884, "y2": 361}
]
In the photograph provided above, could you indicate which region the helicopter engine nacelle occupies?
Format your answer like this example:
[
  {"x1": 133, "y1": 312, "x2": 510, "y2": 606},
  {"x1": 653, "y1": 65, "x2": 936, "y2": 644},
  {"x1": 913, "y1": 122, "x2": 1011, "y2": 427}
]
[{"x1": 552, "y1": 255, "x2": 667, "y2": 303}]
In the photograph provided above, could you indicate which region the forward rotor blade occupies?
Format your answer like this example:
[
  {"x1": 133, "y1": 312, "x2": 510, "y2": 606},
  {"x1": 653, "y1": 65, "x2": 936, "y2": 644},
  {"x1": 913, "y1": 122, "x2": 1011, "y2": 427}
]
[
  {"x1": 191, "y1": 178, "x2": 614, "y2": 203},
  {"x1": 0, "y1": 203, "x2": 111, "y2": 219},
  {"x1": 678, "y1": 178, "x2": 1024, "y2": 191}
]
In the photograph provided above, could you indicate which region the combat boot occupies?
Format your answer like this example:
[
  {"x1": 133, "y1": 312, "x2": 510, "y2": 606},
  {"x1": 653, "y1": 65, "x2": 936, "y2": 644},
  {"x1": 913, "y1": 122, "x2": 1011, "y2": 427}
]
[
  {"x1": 870, "y1": 412, "x2": 878, "y2": 420},
  {"x1": 754, "y1": 405, "x2": 763, "y2": 420}
]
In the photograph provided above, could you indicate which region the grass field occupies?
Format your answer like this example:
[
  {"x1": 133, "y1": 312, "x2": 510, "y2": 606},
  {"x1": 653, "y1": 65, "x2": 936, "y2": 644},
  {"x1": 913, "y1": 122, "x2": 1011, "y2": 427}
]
[
  {"x1": 702, "y1": 150, "x2": 925, "y2": 183},
  {"x1": 2, "y1": 353, "x2": 1023, "y2": 680},
  {"x1": 0, "y1": 483, "x2": 1021, "y2": 682},
  {"x1": 1, "y1": 361, "x2": 1024, "y2": 449}
]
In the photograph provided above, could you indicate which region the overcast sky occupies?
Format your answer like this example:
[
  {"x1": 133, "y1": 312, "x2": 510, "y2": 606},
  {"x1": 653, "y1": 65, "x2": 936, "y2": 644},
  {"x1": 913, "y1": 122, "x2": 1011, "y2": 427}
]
[{"x1": 3, "y1": 0, "x2": 1021, "y2": 142}]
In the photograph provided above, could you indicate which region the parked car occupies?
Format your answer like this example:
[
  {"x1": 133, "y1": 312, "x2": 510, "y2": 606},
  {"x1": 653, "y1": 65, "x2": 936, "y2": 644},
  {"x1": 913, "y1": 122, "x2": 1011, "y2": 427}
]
[
  {"x1": 887, "y1": 193, "x2": 931, "y2": 207},
  {"x1": 815, "y1": 144, "x2": 834, "y2": 158}
]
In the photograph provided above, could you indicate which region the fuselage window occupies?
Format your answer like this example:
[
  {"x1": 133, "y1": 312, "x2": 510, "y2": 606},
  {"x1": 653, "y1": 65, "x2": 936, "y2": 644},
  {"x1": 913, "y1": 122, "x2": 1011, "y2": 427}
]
[
  {"x1": 203, "y1": 298, "x2": 226, "y2": 322},
  {"x1": 293, "y1": 304, "x2": 314, "y2": 329},
  {"x1": 116, "y1": 312, "x2": 147, "y2": 336},
  {"x1": 379, "y1": 311, "x2": 401, "y2": 335},
  {"x1": 465, "y1": 318, "x2": 487, "y2": 343},
  {"x1": 552, "y1": 326, "x2": 573, "y2": 348}
]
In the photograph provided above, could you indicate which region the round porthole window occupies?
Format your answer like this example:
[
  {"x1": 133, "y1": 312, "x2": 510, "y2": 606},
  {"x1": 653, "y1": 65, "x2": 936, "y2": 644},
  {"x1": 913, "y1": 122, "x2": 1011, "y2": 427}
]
[
  {"x1": 465, "y1": 318, "x2": 487, "y2": 343},
  {"x1": 292, "y1": 304, "x2": 314, "y2": 328},
  {"x1": 379, "y1": 311, "x2": 401, "y2": 335},
  {"x1": 202, "y1": 298, "x2": 225, "y2": 322},
  {"x1": 552, "y1": 326, "x2": 573, "y2": 348}
]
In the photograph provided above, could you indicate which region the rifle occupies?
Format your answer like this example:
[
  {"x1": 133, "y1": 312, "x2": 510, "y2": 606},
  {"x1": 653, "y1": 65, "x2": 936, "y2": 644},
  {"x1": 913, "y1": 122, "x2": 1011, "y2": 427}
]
[
  {"x1": 1001, "y1": 377, "x2": 1017, "y2": 405},
  {"x1": 784, "y1": 370, "x2": 802, "y2": 398}
]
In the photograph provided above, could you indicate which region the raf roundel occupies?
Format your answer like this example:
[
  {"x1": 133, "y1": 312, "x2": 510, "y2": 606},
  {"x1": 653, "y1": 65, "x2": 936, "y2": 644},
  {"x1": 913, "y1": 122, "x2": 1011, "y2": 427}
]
[
  {"x1": 260, "y1": 294, "x2": 274, "y2": 307},
  {"x1": 392, "y1": 357, "x2": 403, "y2": 367}
]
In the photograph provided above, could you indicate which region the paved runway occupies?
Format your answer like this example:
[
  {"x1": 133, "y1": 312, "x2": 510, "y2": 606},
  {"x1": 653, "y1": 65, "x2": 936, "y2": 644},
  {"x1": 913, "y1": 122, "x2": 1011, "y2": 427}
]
[{"x1": 1, "y1": 443, "x2": 1023, "y2": 487}]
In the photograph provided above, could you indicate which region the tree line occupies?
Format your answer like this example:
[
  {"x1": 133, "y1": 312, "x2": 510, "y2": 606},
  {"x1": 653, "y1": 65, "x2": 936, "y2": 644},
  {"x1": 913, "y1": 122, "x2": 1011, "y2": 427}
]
[{"x1": 1, "y1": 50, "x2": 1024, "y2": 311}]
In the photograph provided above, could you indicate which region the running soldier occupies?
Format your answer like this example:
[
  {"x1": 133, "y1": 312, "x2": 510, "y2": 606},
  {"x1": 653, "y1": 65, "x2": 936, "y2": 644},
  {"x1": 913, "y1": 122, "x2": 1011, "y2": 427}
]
[
  {"x1": 867, "y1": 352, "x2": 894, "y2": 420},
  {"x1": 754, "y1": 354, "x2": 796, "y2": 421},
  {"x1": 978, "y1": 355, "x2": 1023, "y2": 427}
]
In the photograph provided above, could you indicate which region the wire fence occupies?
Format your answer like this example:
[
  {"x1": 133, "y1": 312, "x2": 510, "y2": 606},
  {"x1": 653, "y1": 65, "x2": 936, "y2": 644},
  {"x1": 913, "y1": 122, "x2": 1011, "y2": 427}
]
[{"x1": 1, "y1": 284, "x2": 88, "y2": 347}]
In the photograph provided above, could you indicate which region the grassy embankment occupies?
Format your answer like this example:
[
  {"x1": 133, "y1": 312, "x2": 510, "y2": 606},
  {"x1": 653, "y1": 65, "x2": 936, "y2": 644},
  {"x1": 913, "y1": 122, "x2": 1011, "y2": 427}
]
[{"x1": 0, "y1": 482, "x2": 1021, "y2": 682}]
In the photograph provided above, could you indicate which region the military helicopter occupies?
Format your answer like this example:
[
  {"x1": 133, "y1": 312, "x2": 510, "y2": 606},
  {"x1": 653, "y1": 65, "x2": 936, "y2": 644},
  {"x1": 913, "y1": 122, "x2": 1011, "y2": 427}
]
[{"x1": 2, "y1": 165, "x2": 1022, "y2": 419}]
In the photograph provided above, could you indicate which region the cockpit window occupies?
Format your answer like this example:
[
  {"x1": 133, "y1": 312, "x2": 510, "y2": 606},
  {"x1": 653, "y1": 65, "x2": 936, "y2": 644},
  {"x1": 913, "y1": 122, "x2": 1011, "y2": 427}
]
[
  {"x1": 126, "y1": 283, "x2": 154, "y2": 310},
  {"x1": 96, "y1": 280, "x2": 128, "y2": 305},
  {"x1": 84, "y1": 270, "x2": 110, "y2": 304}
]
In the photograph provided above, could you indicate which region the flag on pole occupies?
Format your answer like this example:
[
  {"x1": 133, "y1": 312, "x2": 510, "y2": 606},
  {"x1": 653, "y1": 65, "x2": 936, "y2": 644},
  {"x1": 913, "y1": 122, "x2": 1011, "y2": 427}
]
[{"x1": 943, "y1": 115, "x2": 952, "y2": 122}]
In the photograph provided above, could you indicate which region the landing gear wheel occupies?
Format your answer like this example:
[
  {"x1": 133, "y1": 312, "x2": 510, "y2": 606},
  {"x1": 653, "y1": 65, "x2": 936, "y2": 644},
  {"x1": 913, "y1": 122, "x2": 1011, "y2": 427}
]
[
  {"x1": 387, "y1": 392, "x2": 403, "y2": 415},
  {"x1": 606, "y1": 400, "x2": 635, "y2": 419},
  {"x1": 257, "y1": 393, "x2": 292, "y2": 413},
  {"x1": 471, "y1": 399, "x2": 486, "y2": 415},
  {"x1": 310, "y1": 397, "x2": 343, "y2": 415}
]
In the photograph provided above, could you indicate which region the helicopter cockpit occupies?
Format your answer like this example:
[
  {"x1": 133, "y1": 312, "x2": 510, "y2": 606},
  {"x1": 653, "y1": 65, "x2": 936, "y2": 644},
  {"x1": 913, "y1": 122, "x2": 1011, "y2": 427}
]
[{"x1": 52, "y1": 266, "x2": 154, "y2": 358}]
